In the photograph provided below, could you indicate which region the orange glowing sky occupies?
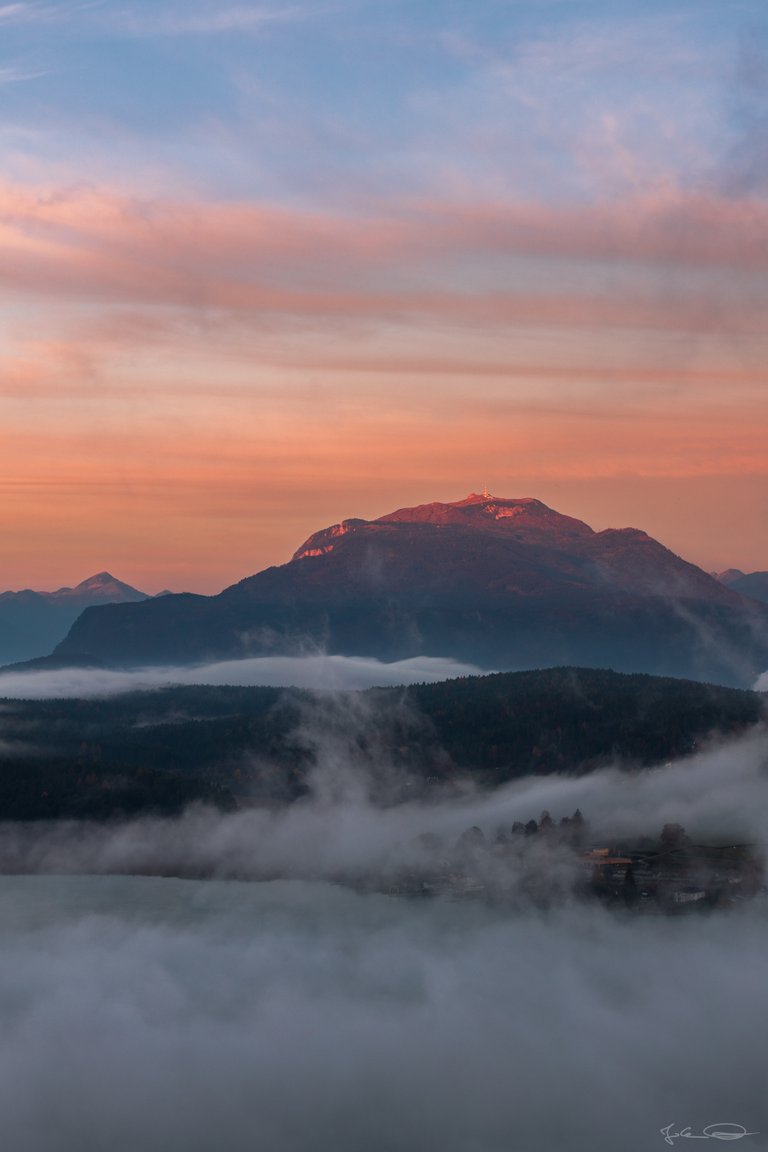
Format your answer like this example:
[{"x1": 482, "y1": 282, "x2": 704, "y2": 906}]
[{"x1": 1, "y1": 1, "x2": 766, "y2": 593}]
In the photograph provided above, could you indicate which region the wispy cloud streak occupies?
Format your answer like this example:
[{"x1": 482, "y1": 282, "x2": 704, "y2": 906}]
[
  {"x1": 0, "y1": 0, "x2": 99, "y2": 24},
  {"x1": 1, "y1": 181, "x2": 766, "y2": 339},
  {"x1": 102, "y1": 2, "x2": 338, "y2": 38}
]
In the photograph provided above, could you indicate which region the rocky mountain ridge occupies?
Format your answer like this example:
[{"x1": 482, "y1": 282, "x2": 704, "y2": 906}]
[{"x1": 19, "y1": 494, "x2": 768, "y2": 687}]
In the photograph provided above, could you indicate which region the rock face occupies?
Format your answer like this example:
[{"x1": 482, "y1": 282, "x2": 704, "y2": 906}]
[
  {"x1": 49, "y1": 495, "x2": 768, "y2": 686},
  {"x1": 0, "y1": 573, "x2": 148, "y2": 665}
]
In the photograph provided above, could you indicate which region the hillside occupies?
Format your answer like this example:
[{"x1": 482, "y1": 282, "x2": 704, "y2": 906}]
[
  {"x1": 727, "y1": 572, "x2": 768, "y2": 605},
  {"x1": 0, "y1": 667, "x2": 762, "y2": 820}
]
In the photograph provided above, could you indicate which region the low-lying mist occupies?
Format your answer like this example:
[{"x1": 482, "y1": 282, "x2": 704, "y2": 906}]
[
  {"x1": 0, "y1": 654, "x2": 484, "y2": 698},
  {"x1": 0, "y1": 677, "x2": 766, "y2": 1150},
  {"x1": 1, "y1": 724, "x2": 766, "y2": 883},
  {"x1": 0, "y1": 875, "x2": 764, "y2": 1152}
]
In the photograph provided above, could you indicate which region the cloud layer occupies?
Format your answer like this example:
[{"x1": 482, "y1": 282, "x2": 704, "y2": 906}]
[
  {"x1": 0, "y1": 874, "x2": 764, "y2": 1152},
  {"x1": 0, "y1": 688, "x2": 765, "y2": 1149},
  {"x1": 1, "y1": 724, "x2": 766, "y2": 877},
  {"x1": 0, "y1": 654, "x2": 483, "y2": 698},
  {"x1": 3, "y1": 176, "x2": 767, "y2": 591}
]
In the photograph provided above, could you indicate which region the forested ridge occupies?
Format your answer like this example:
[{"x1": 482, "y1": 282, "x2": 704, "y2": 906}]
[{"x1": 0, "y1": 668, "x2": 762, "y2": 820}]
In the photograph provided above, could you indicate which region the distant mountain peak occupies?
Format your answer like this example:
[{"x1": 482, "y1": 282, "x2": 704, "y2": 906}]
[
  {"x1": 293, "y1": 493, "x2": 595, "y2": 560},
  {"x1": 0, "y1": 572, "x2": 150, "y2": 665},
  {"x1": 55, "y1": 572, "x2": 146, "y2": 600},
  {"x1": 75, "y1": 571, "x2": 118, "y2": 588},
  {"x1": 713, "y1": 569, "x2": 747, "y2": 585},
  {"x1": 720, "y1": 570, "x2": 768, "y2": 606},
  {"x1": 456, "y1": 492, "x2": 540, "y2": 507},
  {"x1": 375, "y1": 493, "x2": 592, "y2": 529},
  {"x1": 391, "y1": 492, "x2": 546, "y2": 511}
]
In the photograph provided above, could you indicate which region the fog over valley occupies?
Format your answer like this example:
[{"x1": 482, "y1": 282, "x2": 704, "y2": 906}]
[
  {"x1": 0, "y1": 875, "x2": 764, "y2": 1152},
  {"x1": 0, "y1": 654, "x2": 484, "y2": 699},
  {"x1": 0, "y1": 664, "x2": 765, "y2": 1148},
  {"x1": 0, "y1": 672, "x2": 765, "y2": 1149},
  {"x1": 0, "y1": 723, "x2": 767, "y2": 879}
]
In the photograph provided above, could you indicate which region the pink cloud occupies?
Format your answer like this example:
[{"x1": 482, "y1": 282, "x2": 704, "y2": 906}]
[
  {"x1": 3, "y1": 177, "x2": 766, "y2": 590},
  {"x1": 1, "y1": 181, "x2": 766, "y2": 338}
]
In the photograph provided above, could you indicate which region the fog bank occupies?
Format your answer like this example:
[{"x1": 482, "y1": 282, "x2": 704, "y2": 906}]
[
  {"x1": 0, "y1": 654, "x2": 483, "y2": 699},
  {"x1": 1, "y1": 726, "x2": 766, "y2": 882},
  {"x1": 0, "y1": 716, "x2": 765, "y2": 1151},
  {"x1": 0, "y1": 875, "x2": 764, "y2": 1152}
]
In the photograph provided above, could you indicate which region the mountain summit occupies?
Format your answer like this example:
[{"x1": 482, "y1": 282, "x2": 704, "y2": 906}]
[
  {"x1": 43, "y1": 495, "x2": 768, "y2": 686},
  {"x1": 51, "y1": 572, "x2": 147, "y2": 601},
  {"x1": 0, "y1": 573, "x2": 148, "y2": 665},
  {"x1": 293, "y1": 495, "x2": 595, "y2": 559},
  {"x1": 284, "y1": 493, "x2": 730, "y2": 606}
]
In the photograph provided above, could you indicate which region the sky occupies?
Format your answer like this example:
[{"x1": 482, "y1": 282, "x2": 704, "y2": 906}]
[{"x1": 1, "y1": 0, "x2": 767, "y2": 593}]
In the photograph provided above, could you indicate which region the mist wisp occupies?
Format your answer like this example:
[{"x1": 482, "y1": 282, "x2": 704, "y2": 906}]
[{"x1": 0, "y1": 687, "x2": 766, "y2": 892}]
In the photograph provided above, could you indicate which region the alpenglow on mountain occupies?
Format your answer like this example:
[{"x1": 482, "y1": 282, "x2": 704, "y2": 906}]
[
  {"x1": 0, "y1": 573, "x2": 149, "y2": 666},
  {"x1": 48, "y1": 495, "x2": 768, "y2": 687}
]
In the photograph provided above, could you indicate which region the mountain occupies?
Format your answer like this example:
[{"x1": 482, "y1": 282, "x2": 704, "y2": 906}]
[
  {"x1": 720, "y1": 572, "x2": 768, "y2": 606},
  {"x1": 713, "y1": 569, "x2": 747, "y2": 585},
  {"x1": 43, "y1": 494, "x2": 768, "y2": 686},
  {"x1": 0, "y1": 573, "x2": 149, "y2": 664}
]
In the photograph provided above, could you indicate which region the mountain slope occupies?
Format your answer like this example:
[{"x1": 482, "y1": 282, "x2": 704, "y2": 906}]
[
  {"x1": 49, "y1": 495, "x2": 768, "y2": 686},
  {"x1": 0, "y1": 668, "x2": 762, "y2": 819},
  {"x1": 726, "y1": 572, "x2": 768, "y2": 605},
  {"x1": 0, "y1": 573, "x2": 149, "y2": 664}
]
